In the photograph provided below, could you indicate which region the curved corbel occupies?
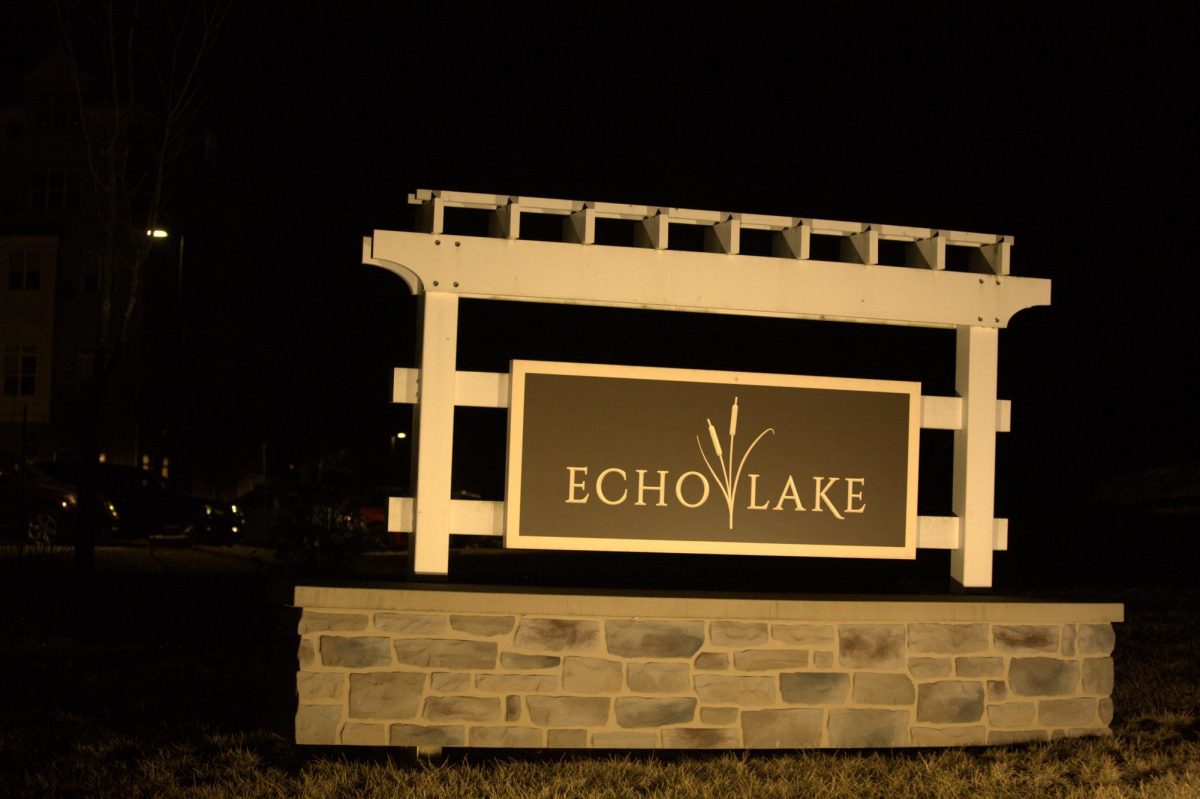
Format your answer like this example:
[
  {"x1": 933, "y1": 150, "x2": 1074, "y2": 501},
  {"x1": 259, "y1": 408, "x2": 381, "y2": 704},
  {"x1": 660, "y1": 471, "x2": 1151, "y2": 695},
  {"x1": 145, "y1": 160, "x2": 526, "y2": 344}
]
[{"x1": 362, "y1": 236, "x2": 422, "y2": 294}]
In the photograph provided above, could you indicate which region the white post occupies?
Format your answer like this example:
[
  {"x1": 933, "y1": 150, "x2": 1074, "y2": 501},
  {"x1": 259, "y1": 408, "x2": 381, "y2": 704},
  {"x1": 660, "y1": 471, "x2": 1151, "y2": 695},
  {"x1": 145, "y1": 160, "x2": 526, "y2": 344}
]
[
  {"x1": 951, "y1": 325, "x2": 999, "y2": 588},
  {"x1": 410, "y1": 291, "x2": 459, "y2": 576}
]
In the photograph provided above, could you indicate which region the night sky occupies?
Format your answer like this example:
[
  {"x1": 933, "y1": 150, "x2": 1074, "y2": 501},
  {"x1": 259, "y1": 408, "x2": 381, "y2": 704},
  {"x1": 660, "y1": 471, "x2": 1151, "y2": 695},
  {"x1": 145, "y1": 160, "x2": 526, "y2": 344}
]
[{"x1": 4, "y1": 2, "x2": 1197, "y2": 519}]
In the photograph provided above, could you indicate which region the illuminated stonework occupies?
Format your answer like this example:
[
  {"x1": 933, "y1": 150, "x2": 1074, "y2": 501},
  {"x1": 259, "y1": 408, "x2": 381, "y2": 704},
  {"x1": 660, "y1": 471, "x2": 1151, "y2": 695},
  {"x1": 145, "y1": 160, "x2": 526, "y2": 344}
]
[{"x1": 295, "y1": 587, "x2": 1120, "y2": 750}]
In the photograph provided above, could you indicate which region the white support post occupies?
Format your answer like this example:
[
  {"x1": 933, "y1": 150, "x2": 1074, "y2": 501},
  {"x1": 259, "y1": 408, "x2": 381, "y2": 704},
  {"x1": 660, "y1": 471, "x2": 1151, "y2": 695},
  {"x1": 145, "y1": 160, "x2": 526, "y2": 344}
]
[
  {"x1": 840, "y1": 228, "x2": 879, "y2": 265},
  {"x1": 417, "y1": 196, "x2": 445, "y2": 234},
  {"x1": 635, "y1": 212, "x2": 669, "y2": 249},
  {"x1": 908, "y1": 234, "x2": 946, "y2": 270},
  {"x1": 970, "y1": 237, "x2": 1012, "y2": 276},
  {"x1": 410, "y1": 291, "x2": 459, "y2": 576},
  {"x1": 951, "y1": 325, "x2": 1000, "y2": 588},
  {"x1": 773, "y1": 223, "x2": 811, "y2": 259},
  {"x1": 565, "y1": 207, "x2": 595, "y2": 244},
  {"x1": 490, "y1": 201, "x2": 520, "y2": 239},
  {"x1": 704, "y1": 217, "x2": 740, "y2": 255}
]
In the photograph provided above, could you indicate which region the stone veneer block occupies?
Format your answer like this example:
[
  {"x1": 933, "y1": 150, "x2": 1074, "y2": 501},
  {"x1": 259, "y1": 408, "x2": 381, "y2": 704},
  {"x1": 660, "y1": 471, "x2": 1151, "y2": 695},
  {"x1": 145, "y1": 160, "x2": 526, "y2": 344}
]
[
  {"x1": 813, "y1": 651, "x2": 834, "y2": 668},
  {"x1": 563, "y1": 657, "x2": 623, "y2": 693},
  {"x1": 907, "y1": 623, "x2": 989, "y2": 655},
  {"x1": 526, "y1": 696, "x2": 610, "y2": 727},
  {"x1": 476, "y1": 674, "x2": 559, "y2": 693},
  {"x1": 694, "y1": 675, "x2": 777, "y2": 706},
  {"x1": 909, "y1": 658, "x2": 952, "y2": 679},
  {"x1": 450, "y1": 615, "x2": 516, "y2": 637},
  {"x1": 297, "y1": 672, "x2": 344, "y2": 703},
  {"x1": 733, "y1": 649, "x2": 810, "y2": 671},
  {"x1": 374, "y1": 613, "x2": 449, "y2": 635},
  {"x1": 987, "y1": 680, "x2": 1007, "y2": 701},
  {"x1": 506, "y1": 695, "x2": 521, "y2": 722},
  {"x1": 987, "y1": 702, "x2": 1036, "y2": 728},
  {"x1": 994, "y1": 625, "x2": 1059, "y2": 652},
  {"x1": 956, "y1": 657, "x2": 1005, "y2": 678},
  {"x1": 694, "y1": 652, "x2": 729, "y2": 670},
  {"x1": 781, "y1": 672, "x2": 850, "y2": 705},
  {"x1": 839, "y1": 625, "x2": 905, "y2": 668},
  {"x1": 663, "y1": 728, "x2": 741, "y2": 748},
  {"x1": 772, "y1": 624, "x2": 835, "y2": 647},
  {"x1": 425, "y1": 696, "x2": 501, "y2": 722},
  {"x1": 910, "y1": 726, "x2": 987, "y2": 746},
  {"x1": 389, "y1": 724, "x2": 465, "y2": 747},
  {"x1": 296, "y1": 704, "x2": 342, "y2": 744},
  {"x1": 606, "y1": 620, "x2": 705, "y2": 658},
  {"x1": 300, "y1": 612, "x2": 368, "y2": 634},
  {"x1": 1009, "y1": 658, "x2": 1080, "y2": 696},
  {"x1": 393, "y1": 639, "x2": 497, "y2": 670},
  {"x1": 616, "y1": 697, "x2": 697, "y2": 728},
  {"x1": 431, "y1": 672, "x2": 471, "y2": 692},
  {"x1": 514, "y1": 619, "x2": 600, "y2": 653},
  {"x1": 989, "y1": 729, "x2": 1048, "y2": 745},
  {"x1": 341, "y1": 722, "x2": 385, "y2": 746},
  {"x1": 1078, "y1": 624, "x2": 1116, "y2": 655},
  {"x1": 1099, "y1": 698, "x2": 1114, "y2": 725},
  {"x1": 628, "y1": 662, "x2": 691, "y2": 693},
  {"x1": 917, "y1": 681, "x2": 984, "y2": 723},
  {"x1": 1061, "y1": 624, "x2": 1077, "y2": 656},
  {"x1": 321, "y1": 636, "x2": 392, "y2": 668},
  {"x1": 1082, "y1": 658, "x2": 1114, "y2": 695},
  {"x1": 853, "y1": 673, "x2": 915, "y2": 705},
  {"x1": 501, "y1": 652, "x2": 560, "y2": 669},
  {"x1": 349, "y1": 672, "x2": 425, "y2": 719},
  {"x1": 548, "y1": 729, "x2": 587, "y2": 748},
  {"x1": 710, "y1": 621, "x2": 768, "y2": 647},
  {"x1": 828, "y1": 709, "x2": 909, "y2": 747},
  {"x1": 298, "y1": 639, "x2": 316, "y2": 670},
  {"x1": 593, "y1": 731, "x2": 659, "y2": 748},
  {"x1": 1039, "y1": 698, "x2": 1097, "y2": 726},
  {"x1": 701, "y1": 707, "x2": 739, "y2": 725},
  {"x1": 742, "y1": 709, "x2": 822, "y2": 748},
  {"x1": 470, "y1": 726, "x2": 543, "y2": 747}
]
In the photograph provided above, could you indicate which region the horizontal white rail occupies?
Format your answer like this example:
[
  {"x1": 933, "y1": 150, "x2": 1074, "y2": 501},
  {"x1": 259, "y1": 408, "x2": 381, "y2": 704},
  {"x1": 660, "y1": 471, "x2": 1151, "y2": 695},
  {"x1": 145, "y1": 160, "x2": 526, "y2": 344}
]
[
  {"x1": 391, "y1": 368, "x2": 1011, "y2": 432},
  {"x1": 387, "y1": 497, "x2": 1008, "y2": 552}
]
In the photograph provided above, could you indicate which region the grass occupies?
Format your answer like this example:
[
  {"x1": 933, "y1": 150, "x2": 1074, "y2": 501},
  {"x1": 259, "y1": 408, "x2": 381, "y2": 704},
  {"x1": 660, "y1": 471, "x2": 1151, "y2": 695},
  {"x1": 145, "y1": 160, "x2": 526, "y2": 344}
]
[{"x1": 2, "y1": 534, "x2": 1199, "y2": 798}]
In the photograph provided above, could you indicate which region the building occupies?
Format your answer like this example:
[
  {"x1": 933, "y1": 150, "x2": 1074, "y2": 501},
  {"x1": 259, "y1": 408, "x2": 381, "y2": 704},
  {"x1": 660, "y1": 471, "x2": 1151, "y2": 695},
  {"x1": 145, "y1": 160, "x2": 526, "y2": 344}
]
[{"x1": 0, "y1": 53, "x2": 147, "y2": 469}]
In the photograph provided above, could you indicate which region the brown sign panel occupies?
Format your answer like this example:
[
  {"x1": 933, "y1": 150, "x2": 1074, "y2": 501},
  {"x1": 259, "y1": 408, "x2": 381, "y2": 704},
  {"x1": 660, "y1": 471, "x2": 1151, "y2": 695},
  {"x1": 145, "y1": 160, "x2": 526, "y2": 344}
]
[{"x1": 506, "y1": 361, "x2": 920, "y2": 559}]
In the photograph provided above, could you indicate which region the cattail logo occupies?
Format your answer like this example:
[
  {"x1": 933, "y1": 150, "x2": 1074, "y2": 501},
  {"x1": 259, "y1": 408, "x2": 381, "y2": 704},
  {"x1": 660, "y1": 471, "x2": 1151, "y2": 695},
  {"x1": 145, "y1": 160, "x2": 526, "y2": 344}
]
[{"x1": 696, "y1": 397, "x2": 775, "y2": 530}]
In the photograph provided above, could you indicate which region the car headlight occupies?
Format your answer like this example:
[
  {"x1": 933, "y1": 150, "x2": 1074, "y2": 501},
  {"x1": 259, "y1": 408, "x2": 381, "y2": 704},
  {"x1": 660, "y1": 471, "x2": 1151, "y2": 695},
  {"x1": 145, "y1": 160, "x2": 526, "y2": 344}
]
[
  {"x1": 230, "y1": 504, "x2": 238, "y2": 515},
  {"x1": 63, "y1": 493, "x2": 77, "y2": 508},
  {"x1": 204, "y1": 504, "x2": 213, "y2": 516}
]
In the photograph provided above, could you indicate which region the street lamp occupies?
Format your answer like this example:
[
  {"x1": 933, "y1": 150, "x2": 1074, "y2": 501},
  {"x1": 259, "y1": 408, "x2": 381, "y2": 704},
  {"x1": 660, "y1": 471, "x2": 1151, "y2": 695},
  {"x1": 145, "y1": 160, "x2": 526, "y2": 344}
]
[{"x1": 143, "y1": 228, "x2": 186, "y2": 481}]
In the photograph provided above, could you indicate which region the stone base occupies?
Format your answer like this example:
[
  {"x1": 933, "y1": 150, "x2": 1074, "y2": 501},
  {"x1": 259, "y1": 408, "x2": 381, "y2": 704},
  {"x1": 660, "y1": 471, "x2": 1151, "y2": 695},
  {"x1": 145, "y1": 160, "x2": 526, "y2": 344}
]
[{"x1": 294, "y1": 586, "x2": 1122, "y2": 749}]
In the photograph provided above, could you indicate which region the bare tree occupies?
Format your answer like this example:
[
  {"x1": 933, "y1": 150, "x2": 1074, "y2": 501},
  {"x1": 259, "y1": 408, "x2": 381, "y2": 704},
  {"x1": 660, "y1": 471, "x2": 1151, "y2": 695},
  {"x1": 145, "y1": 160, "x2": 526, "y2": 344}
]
[{"x1": 51, "y1": 0, "x2": 230, "y2": 576}]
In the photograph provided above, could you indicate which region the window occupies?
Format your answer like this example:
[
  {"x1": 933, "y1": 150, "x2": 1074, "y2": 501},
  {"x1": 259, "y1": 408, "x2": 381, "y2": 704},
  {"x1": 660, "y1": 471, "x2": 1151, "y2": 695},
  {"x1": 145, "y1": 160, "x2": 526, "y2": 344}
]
[
  {"x1": 2, "y1": 345, "x2": 37, "y2": 397},
  {"x1": 7, "y1": 251, "x2": 40, "y2": 291},
  {"x1": 30, "y1": 169, "x2": 82, "y2": 212}
]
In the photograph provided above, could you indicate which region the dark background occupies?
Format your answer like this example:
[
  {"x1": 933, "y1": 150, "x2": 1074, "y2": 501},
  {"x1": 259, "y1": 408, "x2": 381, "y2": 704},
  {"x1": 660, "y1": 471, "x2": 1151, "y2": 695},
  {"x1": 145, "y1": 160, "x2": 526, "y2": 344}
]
[{"x1": 3, "y1": 2, "x2": 1196, "y2": 564}]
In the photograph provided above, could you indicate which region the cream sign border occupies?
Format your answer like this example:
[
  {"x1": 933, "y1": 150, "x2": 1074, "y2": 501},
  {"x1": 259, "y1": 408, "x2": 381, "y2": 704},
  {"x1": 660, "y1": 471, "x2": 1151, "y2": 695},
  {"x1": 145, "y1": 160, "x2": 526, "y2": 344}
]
[{"x1": 505, "y1": 360, "x2": 921, "y2": 560}]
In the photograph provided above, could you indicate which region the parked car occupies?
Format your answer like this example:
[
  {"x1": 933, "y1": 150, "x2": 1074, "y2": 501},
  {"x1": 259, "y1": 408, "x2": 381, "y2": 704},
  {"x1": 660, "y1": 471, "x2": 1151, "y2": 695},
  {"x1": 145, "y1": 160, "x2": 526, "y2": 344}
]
[
  {"x1": 234, "y1": 482, "x2": 386, "y2": 547},
  {"x1": 0, "y1": 462, "x2": 120, "y2": 545},
  {"x1": 33, "y1": 462, "x2": 241, "y2": 543}
]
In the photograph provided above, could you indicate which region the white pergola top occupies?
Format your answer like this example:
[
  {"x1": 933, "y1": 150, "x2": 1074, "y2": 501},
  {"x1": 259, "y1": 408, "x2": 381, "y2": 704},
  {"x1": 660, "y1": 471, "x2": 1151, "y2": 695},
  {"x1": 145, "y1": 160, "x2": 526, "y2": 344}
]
[
  {"x1": 409, "y1": 188, "x2": 1014, "y2": 250},
  {"x1": 366, "y1": 189, "x2": 1049, "y2": 331}
]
